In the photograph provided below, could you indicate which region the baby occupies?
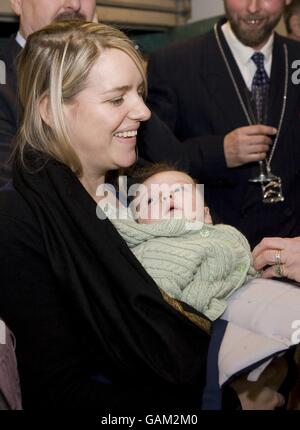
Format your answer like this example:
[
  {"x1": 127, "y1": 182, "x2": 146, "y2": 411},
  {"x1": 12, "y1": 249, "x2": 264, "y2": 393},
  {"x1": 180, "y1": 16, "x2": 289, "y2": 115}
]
[
  {"x1": 98, "y1": 163, "x2": 293, "y2": 410},
  {"x1": 105, "y1": 163, "x2": 257, "y2": 321}
]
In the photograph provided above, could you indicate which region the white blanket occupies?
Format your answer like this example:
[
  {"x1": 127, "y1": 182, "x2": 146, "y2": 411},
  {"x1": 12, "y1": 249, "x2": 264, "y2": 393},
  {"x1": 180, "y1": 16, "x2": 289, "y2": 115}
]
[{"x1": 218, "y1": 278, "x2": 300, "y2": 387}]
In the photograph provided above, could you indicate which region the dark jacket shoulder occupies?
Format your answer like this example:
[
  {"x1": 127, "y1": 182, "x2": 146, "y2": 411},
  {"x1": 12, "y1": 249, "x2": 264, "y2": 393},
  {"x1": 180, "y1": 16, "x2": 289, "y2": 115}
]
[
  {"x1": 149, "y1": 30, "x2": 213, "y2": 64},
  {"x1": 0, "y1": 37, "x2": 22, "y2": 70}
]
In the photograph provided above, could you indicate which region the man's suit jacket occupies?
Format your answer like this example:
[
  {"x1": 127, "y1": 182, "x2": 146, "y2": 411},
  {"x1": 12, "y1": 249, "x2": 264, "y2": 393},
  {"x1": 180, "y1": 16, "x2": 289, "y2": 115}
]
[
  {"x1": 147, "y1": 19, "x2": 300, "y2": 248},
  {"x1": 0, "y1": 38, "x2": 21, "y2": 187}
]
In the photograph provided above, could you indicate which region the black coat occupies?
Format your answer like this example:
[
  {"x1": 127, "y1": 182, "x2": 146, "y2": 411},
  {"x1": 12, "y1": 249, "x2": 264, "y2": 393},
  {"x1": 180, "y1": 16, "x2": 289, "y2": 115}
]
[
  {"x1": 0, "y1": 154, "x2": 216, "y2": 410},
  {"x1": 0, "y1": 37, "x2": 21, "y2": 186},
  {"x1": 147, "y1": 20, "x2": 300, "y2": 248}
]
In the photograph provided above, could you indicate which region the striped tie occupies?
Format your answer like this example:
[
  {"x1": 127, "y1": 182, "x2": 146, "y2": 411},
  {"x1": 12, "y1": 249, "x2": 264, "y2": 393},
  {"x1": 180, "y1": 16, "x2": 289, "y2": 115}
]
[{"x1": 251, "y1": 52, "x2": 269, "y2": 124}]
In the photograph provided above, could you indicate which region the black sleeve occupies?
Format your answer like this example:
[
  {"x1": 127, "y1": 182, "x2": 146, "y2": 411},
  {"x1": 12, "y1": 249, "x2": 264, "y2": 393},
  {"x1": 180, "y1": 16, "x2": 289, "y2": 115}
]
[
  {"x1": 139, "y1": 112, "x2": 227, "y2": 182},
  {"x1": 144, "y1": 51, "x2": 229, "y2": 181},
  {"x1": 0, "y1": 84, "x2": 16, "y2": 187}
]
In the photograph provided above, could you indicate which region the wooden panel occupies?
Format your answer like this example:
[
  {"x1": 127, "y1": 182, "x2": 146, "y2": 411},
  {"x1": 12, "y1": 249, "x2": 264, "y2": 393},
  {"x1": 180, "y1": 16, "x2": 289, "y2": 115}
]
[
  {"x1": 96, "y1": 1, "x2": 191, "y2": 27},
  {"x1": 97, "y1": 0, "x2": 177, "y2": 10},
  {"x1": 97, "y1": 6, "x2": 178, "y2": 27},
  {"x1": 0, "y1": 0, "x2": 191, "y2": 28},
  {"x1": 0, "y1": 0, "x2": 13, "y2": 14}
]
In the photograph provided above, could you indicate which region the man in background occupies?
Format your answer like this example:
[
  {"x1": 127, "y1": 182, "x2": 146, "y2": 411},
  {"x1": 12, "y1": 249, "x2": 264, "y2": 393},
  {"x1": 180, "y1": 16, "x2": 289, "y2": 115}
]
[
  {"x1": 284, "y1": 0, "x2": 300, "y2": 40},
  {"x1": 0, "y1": 0, "x2": 97, "y2": 186},
  {"x1": 147, "y1": 0, "x2": 300, "y2": 249}
]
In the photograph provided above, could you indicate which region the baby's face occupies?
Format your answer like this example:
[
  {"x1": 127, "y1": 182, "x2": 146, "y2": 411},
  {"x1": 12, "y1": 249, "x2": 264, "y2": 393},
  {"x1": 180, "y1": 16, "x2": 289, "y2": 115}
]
[{"x1": 131, "y1": 171, "x2": 204, "y2": 224}]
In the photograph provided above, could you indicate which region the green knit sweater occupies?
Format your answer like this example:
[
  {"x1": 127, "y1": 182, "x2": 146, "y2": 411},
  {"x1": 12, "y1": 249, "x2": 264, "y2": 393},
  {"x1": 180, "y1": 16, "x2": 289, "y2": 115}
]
[{"x1": 108, "y1": 208, "x2": 256, "y2": 320}]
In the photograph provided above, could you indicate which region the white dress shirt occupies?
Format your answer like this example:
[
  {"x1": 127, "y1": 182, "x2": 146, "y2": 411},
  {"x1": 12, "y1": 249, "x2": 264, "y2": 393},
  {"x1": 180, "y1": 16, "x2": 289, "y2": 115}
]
[
  {"x1": 15, "y1": 32, "x2": 26, "y2": 48},
  {"x1": 221, "y1": 21, "x2": 274, "y2": 91}
]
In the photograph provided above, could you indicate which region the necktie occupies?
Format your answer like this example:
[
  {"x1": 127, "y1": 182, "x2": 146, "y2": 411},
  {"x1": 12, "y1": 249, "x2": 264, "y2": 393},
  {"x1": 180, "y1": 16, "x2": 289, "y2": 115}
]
[{"x1": 251, "y1": 52, "x2": 269, "y2": 124}]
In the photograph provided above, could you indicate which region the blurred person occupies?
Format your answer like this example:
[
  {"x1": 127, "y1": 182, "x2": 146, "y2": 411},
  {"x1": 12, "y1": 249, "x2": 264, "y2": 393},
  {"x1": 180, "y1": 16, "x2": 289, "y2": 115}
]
[{"x1": 284, "y1": 0, "x2": 300, "y2": 40}]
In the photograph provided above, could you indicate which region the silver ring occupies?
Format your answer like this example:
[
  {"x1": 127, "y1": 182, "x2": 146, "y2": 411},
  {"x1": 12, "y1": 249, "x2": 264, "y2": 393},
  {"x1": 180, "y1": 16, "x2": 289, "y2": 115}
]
[
  {"x1": 275, "y1": 249, "x2": 281, "y2": 265},
  {"x1": 275, "y1": 263, "x2": 284, "y2": 277}
]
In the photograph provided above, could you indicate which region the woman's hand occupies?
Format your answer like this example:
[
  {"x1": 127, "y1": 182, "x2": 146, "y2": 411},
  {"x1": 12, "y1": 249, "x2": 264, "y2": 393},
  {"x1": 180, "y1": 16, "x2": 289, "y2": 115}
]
[{"x1": 252, "y1": 237, "x2": 300, "y2": 282}]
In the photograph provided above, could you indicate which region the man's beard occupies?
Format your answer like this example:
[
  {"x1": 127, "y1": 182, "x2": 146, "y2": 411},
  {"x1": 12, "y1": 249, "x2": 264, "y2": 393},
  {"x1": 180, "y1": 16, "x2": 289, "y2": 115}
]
[
  {"x1": 54, "y1": 11, "x2": 87, "y2": 22},
  {"x1": 225, "y1": 6, "x2": 283, "y2": 47}
]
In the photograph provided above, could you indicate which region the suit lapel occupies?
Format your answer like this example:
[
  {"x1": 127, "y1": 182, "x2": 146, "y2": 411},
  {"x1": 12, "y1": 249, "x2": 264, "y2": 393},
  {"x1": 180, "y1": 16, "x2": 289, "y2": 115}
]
[
  {"x1": 2, "y1": 37, "x2": 22, "y2": 75},
  {"x1": 267, "y1": 35, "x2": 286, "y2": 128},
  {"x1": 201, "y1": 22, "x2": 252, "y2": 130}
]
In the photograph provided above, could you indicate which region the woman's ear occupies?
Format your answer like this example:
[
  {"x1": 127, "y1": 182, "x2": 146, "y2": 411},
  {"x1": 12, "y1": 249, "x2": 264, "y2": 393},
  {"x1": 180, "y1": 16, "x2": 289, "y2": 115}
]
[{"x1": 39, "y1": 96, "x2": 52, "y2": 127}]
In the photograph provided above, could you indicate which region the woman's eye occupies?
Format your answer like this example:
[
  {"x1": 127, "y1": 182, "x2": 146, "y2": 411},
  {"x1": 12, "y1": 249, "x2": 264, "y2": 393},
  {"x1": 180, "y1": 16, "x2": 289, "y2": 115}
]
[{"x1": 110, "y1": 97, "x2": 124, "y2": 106}]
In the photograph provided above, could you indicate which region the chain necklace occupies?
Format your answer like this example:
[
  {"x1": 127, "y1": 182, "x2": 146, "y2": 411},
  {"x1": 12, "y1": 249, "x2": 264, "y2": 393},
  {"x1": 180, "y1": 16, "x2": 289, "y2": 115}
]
[{"x1": 214, "y1": 24, "x2": 288, "y2": 203}]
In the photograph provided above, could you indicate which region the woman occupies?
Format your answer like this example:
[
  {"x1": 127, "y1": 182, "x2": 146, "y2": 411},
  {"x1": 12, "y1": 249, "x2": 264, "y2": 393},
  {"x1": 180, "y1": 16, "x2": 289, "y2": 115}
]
[{"x1": 0, "y1": 21, "x2": 239, "y2": 410}]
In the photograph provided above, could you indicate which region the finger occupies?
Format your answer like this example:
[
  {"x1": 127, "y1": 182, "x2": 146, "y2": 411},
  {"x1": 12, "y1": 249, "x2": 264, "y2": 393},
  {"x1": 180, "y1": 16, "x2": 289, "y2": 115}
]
[
  {"x1": 242, "y1": 125, "x2": 277, "y2": 136},
  {"x1": 248, "y1": 144, "x2": 270, "y2": 154},
  {"x1": 255, "y1": 247, "x2": 286, "y2": 269},
  {"x1": 253, "y1": 249, "x2": 278, "y2": 270},
  {"x1": 246, "y1": 136, "x2": 273, "y2": 147},
  {"x1": 245, "y1": 152, "x2": 267, "y2": 163},
  {"x1": 261, "y1": 265, "x2": 284, "y2": 279},
  {"x1": 253, "y1": 238, "x2": 285, "y2": 258}
]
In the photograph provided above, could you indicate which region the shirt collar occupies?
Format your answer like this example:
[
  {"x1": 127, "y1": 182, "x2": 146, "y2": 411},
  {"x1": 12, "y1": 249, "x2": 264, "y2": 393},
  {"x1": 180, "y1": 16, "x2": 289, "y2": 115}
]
[
  {"x1": 221, "y1": 21, "x2": 274, "y2": 66},
  {"x1": 15, "y1": 31, "x2": 26, "y2": 48}
]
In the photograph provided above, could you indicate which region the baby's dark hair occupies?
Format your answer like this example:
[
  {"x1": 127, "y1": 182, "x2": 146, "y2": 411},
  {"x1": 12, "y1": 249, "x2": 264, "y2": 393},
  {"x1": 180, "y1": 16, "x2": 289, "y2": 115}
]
[{"x1": 131, "y1": 162, "x2": 197, "y2": 185}]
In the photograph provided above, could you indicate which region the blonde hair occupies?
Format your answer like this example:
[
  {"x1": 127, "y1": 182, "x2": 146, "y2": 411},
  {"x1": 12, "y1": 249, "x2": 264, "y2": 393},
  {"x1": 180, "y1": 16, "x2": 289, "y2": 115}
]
[{"x1": 16, "y1": 20, "x2": 147, "y2": 175}]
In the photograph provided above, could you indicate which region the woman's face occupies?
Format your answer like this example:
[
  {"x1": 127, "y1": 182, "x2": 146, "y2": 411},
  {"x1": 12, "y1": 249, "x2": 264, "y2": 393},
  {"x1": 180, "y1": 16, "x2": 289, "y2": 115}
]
[{"x1": 63, "y1": 48, "x2": 151, "y2": 180}]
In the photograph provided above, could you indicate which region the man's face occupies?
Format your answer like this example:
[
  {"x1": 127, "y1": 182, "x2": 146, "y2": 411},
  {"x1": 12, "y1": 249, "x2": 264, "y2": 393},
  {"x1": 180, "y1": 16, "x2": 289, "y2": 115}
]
[
  {"x1": 10, "y1": 0, "x2": 96, "y2": 38},
  {"x1": 224, "y1": 0, "x2": 291, "y2": 49}
]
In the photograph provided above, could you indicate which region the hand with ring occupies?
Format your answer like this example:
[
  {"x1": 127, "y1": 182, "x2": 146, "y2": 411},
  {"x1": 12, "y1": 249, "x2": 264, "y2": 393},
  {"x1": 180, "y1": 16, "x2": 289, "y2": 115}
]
[{"x1": 253, "y1": 237, "x2": 300, "y2": 282}]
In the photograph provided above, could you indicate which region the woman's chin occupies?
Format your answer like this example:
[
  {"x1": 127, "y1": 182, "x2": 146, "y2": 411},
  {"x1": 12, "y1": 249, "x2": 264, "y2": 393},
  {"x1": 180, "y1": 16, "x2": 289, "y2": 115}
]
[{"x1": 118, "y1": 152, "x2": 137, "y2": 169}]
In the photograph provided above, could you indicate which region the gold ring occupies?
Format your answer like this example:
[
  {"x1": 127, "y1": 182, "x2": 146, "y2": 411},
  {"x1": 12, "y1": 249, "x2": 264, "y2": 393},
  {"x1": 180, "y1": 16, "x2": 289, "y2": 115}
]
[
  {"x1": 274, "y1": 249, "x2": 281, "y2": 265},
  {"x1": 275, "y1": 263, "x2": 284, "y2": 277}
]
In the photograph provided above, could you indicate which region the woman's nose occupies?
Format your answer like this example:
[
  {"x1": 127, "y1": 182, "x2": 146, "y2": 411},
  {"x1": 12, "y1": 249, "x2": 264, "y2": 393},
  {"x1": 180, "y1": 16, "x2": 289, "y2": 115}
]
[{"x1": 129, "y1": 99, "x2": 151, "y2": 122}]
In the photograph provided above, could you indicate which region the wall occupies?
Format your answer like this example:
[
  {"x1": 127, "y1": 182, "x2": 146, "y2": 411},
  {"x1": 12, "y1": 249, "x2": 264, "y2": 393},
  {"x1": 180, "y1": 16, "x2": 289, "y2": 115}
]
[{"x1": 189, "y1": 0, "x2": 224, "y2": 22}]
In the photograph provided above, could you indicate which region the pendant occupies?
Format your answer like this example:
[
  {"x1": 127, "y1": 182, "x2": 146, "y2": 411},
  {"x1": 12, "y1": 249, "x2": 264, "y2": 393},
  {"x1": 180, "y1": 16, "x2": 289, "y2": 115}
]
[{"x1": 261, "y1": 174, "x2": 284, "y2": 204}]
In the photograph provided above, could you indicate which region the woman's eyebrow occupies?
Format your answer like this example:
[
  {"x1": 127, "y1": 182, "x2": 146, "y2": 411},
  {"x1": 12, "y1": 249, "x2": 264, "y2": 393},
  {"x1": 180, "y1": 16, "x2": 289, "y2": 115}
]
[{"x1": 101, "y1": 85, "x2": 131, "y2": 95}]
